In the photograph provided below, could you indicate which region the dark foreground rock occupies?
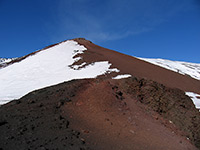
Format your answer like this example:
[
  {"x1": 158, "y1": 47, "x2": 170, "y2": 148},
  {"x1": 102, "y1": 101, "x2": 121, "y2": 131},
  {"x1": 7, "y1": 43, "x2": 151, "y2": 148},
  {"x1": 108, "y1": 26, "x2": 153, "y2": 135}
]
[
  {"x1": 0, "y1": 80, "x2": 90, "y2": 150},
  {"x1": 0, "y1": 77, "x2": 199, "y2": 150}
]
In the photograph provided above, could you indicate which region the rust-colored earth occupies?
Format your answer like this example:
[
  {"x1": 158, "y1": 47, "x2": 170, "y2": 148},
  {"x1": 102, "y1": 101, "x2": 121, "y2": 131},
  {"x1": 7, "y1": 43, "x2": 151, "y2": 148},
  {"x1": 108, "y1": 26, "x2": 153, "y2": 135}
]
[
  {"x1": 0, "y1": 38, "x2": 200, "y2": 150},
  {"x1": 74, "y1": 38, "x2": 200, "y2": 95},
  {"x1": 0, "y1": 77, "x2": 199, "y2": 150}
]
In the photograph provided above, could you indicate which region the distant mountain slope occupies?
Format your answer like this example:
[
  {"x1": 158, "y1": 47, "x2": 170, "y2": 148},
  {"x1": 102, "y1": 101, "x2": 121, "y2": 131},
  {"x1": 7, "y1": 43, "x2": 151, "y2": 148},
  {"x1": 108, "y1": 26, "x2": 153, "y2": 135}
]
[
  {"x1": 138, "y1": 58, "x2": 200, "y2": 81},
  {"x1": 0, "y1": 58, "x2": 12, "y2": 64},
  {"x1": 0, "y1": 58, "x2": 16, "y2": 67}
]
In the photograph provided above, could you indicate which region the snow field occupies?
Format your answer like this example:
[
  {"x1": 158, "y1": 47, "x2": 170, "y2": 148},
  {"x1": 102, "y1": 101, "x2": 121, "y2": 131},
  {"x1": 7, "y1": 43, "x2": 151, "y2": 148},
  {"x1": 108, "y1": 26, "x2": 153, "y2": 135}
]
[
  {"x1": 0, "y1": 40, "x2": 119, "y2": 104},
  {"x1": 138, "y1": 58, "x2": 200, "y2": 81}
]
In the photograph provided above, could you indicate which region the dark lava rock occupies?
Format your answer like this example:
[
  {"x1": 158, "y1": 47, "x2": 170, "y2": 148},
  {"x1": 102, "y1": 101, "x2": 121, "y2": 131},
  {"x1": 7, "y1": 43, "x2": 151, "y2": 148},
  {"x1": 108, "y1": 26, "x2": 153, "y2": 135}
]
[
  {"x1": 0, "y1": 120, "x2": 7, "y2": 126},
  {"x1": 0, "y1": 80, "x2": 91, "y2": 150}
]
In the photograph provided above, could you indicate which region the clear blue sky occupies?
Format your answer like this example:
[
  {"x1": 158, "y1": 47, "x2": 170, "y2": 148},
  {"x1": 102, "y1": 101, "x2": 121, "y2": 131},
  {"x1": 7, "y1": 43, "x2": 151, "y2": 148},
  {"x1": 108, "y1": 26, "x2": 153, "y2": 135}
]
[{"x1": 0, "y1": 0, "x2": 200, "y2": 63}]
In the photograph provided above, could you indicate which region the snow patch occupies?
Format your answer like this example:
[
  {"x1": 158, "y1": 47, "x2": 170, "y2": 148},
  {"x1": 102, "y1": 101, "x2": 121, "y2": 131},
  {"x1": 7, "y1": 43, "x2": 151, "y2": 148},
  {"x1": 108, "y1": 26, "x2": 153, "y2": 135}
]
[
  {"x1": 185, "y1": 92, "x2": 200, "y2": 111},
  {"x1": 0, "y1": 40, "x2": 119, "y2": 104},
  {"x1": 138, "y1": 58, "x2": 200, "y2": 81},
  {"x1": 112, "y1": 74, "x2": 132, "y2": 79},
  {"x1": 107, "y1": 68, "x2": 120, "y2": 74}
]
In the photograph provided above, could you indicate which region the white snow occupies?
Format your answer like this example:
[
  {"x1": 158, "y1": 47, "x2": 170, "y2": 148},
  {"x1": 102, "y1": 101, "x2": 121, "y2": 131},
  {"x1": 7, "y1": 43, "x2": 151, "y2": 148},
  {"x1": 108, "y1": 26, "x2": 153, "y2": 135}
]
[
  {"x1": 112, "y1": 74, "x2": 132, "y2": 79},
  {"x1": 138, "y1": 58, "x2": 200, "y2": 81},
  {"x1": 185, "y1": 92, "x2": 200, "y2": 110},
  {"x1": 0, "y1": 40, "x2": 119, "y2": 104}
]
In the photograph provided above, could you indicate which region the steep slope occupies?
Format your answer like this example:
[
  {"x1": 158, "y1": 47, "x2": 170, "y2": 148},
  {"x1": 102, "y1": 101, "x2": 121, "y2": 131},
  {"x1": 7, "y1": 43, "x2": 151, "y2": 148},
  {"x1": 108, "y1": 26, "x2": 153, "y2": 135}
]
[
  {"x1": 138, "y1": 58, "x2": 200, "y2": 110},
  {"x1": 74, "y1": 38, "x2": 200, "y2": 111},
  {"x1": 0, "y1": 77, "x2": 199, "y2": 150},
  {"x1": 1, "y1": 38, "x2": 200, "y2": 109},
  {"x1": 0, "y1": 38, "x2": 200, "y2": 149},
  {"x1": 0, "y1": 40, "x2": 119, "y2": 104},
  {"x1": 74, "y1": 38, "x2": 200, "y2": 95}
]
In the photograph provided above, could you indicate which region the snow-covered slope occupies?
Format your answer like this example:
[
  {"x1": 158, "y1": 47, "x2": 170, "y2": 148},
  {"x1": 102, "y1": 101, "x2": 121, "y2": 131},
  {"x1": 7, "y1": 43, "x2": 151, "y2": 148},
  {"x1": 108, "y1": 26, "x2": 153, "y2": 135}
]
[
  {"x1": 1, "y1": 41, "x2": 199, "y2": 111},
  {"x1": 138, "y1": 58, "x2": 200, "y2": 81},
  {"x1": 139, "y1": 58, "x2": 200, "y2": 80},
  {"x1": 0, "y1": 40, "x2": 119, "y2": 104}
]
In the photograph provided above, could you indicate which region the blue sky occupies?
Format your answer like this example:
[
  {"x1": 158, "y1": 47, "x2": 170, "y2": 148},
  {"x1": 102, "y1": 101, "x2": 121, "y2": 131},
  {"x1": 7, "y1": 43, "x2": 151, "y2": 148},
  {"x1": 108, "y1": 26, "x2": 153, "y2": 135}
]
[{"x1": 0, "y1": 0, "x2": 200, "y2": 63}]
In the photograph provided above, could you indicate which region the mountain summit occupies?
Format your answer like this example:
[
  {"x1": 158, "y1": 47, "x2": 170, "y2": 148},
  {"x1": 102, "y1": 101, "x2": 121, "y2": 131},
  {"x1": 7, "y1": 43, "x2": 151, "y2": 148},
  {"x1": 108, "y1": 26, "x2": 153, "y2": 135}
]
[
  {"x1": 0, "y1": 38, "x2": 200, "y2": 150},
  {"x1": 0, "y1": 38, "x2": 199, "y2": 105}
]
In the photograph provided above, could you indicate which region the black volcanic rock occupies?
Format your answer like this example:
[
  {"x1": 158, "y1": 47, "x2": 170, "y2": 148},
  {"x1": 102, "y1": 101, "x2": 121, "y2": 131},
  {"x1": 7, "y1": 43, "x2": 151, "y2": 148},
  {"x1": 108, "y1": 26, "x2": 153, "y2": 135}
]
[{"x1": 0, "y1": 80, "x2": 91, "y2": 150}]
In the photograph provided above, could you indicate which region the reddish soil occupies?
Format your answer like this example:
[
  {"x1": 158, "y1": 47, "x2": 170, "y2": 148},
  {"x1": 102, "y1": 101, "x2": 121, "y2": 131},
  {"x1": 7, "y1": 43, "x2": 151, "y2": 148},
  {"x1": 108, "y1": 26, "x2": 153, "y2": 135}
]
[
  {"x1": 74, "y1": 38, "x2": 200, "y2": 95},
  {"x1": 1, "y1": 38, "x2": 200, "y2": 149},
  {"x1": 0, "y1": 77, "x2": 199, "y2": 150}
]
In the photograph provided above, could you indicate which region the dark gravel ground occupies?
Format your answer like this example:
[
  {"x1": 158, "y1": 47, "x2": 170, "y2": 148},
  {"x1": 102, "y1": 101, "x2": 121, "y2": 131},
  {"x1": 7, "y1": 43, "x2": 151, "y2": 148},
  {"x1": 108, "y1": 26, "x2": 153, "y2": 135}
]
[{"x1": 0, "y1": 80, "x2": 91, "y2": 150}]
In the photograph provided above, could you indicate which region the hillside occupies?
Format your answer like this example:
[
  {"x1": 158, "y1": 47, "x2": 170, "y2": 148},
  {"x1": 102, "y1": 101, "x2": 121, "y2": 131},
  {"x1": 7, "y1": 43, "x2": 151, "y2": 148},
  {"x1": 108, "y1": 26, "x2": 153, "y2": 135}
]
[
  {"x1": 0, "y1": 38, "x2": 200, "y2": 149},
  {"x1": 0, "y1": 77, "x2": 199, "y2": 150}
]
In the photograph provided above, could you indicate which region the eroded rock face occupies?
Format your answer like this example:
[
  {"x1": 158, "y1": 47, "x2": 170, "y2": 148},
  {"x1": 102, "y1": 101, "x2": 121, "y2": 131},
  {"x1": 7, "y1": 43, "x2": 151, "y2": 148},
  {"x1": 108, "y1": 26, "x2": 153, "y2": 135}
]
[
  {"x1": 118, "y1": 77, "x2": 200, "y2": 148},
  {"x1": 0, "y1": 77, "x2": 199, "y2": 150}
]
